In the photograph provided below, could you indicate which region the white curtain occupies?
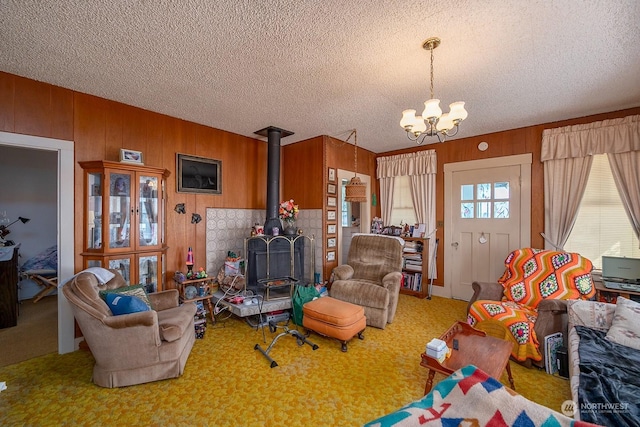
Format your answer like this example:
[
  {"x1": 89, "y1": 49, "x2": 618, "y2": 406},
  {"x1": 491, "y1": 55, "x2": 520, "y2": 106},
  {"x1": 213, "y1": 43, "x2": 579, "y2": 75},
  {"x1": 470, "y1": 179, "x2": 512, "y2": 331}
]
[
  {"x1": 543, "y1": 156, "x2": 593, "y2": 249},
  {"x1": 378, "y1": 176, "x2": 395, "y2": 226},
  {"x1": 377, "y1": 150, "x2": 437, "y2": 275},
  {"x1": 608, "y1": 151, "x2": 640, "y2": 244},
  {"x1": 541, "y1": 114, "x2": 640, "y2": 249}
]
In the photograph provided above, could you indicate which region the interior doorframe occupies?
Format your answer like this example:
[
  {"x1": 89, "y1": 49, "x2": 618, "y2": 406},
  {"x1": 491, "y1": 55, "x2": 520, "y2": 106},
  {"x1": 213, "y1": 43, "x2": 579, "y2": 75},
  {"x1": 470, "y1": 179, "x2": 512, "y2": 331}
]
[
  {"x1": 437, "y1": 153, "x2": 532, "y2": 299},
  {"x1": 0, "y1": 131, "x2": 75, "y2": 354},
  {"x1": 336, "y1": 169, "x2": 371, "y2": 265}
]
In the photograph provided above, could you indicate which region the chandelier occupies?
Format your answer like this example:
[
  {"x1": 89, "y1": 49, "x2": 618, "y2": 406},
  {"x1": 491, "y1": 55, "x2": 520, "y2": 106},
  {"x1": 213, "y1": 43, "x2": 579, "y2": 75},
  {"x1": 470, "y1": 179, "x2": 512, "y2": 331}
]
[{"x1": 400, "y1": 37, "x2": 468, "y2": 144}]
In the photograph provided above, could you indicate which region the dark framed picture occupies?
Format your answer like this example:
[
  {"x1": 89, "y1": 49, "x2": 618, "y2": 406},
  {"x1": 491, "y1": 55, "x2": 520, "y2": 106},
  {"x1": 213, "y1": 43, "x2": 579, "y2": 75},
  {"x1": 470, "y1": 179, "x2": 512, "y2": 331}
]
[
  {"x1": 327, "y1": 183, "x2": 336, "y2": 194},
  {"x1": 177, "y1": 153, "x2": 222, "y2": 194},
  {"x1": 328, "y1": 168, "x2": 336, "y2": 182}
]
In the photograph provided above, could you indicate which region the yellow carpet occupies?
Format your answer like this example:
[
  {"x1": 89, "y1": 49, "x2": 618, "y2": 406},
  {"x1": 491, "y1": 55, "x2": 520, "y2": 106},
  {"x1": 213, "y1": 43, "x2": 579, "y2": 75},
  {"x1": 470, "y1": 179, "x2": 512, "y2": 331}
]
[{"x1": 0, "y1": 294, "x2": 571, "y2": 426}]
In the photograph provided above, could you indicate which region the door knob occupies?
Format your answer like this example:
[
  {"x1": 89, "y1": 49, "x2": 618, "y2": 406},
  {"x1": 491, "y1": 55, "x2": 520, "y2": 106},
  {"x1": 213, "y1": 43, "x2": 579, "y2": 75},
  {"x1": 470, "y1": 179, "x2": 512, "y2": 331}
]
[{"x1": 452, "y1": 242, "x2": 459, "y2": 248}]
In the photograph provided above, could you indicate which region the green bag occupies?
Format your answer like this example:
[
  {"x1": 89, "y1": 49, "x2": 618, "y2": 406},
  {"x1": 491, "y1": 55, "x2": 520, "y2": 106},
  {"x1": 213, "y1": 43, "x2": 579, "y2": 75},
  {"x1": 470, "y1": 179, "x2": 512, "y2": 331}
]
[{"x1": 292, "y1": 284, "x2": 319, "y2": 326}]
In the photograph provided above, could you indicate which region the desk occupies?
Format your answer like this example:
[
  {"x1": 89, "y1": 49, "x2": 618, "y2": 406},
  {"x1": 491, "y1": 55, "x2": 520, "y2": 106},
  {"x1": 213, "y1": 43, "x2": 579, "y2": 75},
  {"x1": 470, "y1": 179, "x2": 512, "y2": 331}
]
[
  {"x1": 595, "y1": 280, "x2": 640, "y2": 303},
  {"x1": 420, "y1": 321, "x2": 514, "y2": 394}
]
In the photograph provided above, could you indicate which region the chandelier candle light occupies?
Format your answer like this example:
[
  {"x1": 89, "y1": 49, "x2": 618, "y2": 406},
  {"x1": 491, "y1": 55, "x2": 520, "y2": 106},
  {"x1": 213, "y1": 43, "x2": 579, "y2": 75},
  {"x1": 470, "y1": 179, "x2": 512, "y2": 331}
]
[{"x1": 400, "y1": 37, "x2": 468, "y2": 144}]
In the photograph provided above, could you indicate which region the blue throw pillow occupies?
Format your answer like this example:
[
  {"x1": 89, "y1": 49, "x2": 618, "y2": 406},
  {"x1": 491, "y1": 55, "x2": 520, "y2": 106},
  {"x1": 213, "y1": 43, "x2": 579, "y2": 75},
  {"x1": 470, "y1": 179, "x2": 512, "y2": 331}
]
[{"x1": 105, "y1": 292, "x2": 150, "y2": 316}]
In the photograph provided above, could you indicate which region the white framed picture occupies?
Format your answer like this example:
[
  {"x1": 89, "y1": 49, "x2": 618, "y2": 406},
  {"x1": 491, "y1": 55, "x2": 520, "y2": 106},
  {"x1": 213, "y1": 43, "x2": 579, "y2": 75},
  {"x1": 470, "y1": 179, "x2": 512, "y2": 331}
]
[
  {"x1": 327, "y1": 237, "x2": 336, "y2": 248},
  {"x1": 327, "y1": 224, "x2": 336, "y2": 234},
  {"x1": 328, "y1": 196, "x2": 336, "y2": 207},
  {"x1": 327, "y1": 210, "x2": 336, "y2": 221},
  {"x1": 120, "y1": 148, "x2": 144, "y2": 165},
  {"x1": 328, "y1": 168, "x2": 336, "y2": 182},
  {"x1": 327, "y1": 183, "x2": 336, "y2": 194},
  {"x1": 327, "y1": 251, "x2": 336, "y2": 261}
]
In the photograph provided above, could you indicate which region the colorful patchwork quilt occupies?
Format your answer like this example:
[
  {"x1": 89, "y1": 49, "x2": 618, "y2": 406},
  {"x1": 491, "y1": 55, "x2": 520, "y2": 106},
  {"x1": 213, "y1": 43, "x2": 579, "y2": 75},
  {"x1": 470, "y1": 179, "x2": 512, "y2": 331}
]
[
  {"x1": 365, "y1": 365, "x2": 598, "y2": 427},
  {"x1": 468, "y1": 248, "x2": 595, "y2": 362}
]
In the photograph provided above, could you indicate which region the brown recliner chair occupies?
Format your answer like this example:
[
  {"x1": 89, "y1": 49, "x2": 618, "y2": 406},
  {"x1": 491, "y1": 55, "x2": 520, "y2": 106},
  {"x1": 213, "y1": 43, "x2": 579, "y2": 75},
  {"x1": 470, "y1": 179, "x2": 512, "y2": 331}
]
[
  {"x1": 330, "y1": 234, "x2": 404, "y2": 329},
  {"x1": 62, "y1": 268, "x2": 197, "y2": 388}
]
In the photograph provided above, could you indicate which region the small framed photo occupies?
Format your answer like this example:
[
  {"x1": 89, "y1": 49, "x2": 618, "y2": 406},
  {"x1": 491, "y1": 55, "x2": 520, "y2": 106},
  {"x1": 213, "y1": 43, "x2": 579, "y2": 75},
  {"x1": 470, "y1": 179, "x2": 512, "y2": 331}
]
[
  {"x1": 327, "y1": 224, "x2": 336, "y2": 234},
  {"x1": 327, "y1": 183, "x2": 336, "y2": 194},
  {"x1": 327, "y1": 210, "x2": 336, "y2": 221},
  {"x1": 327, "y1": 251, "x2": 336, "y2": 262},
  {"x1": 327, "y1": 238, "x2": 336, "y2": 248},
  {"x1": 328, "y1": 168, "x2": 336, "y2": 182},
  {"x1": 327, "y1": 196, "x2": 337, "y2": 207},
  {"x1": 120, "y1": 148, "x2": 144, "y2": 165}
]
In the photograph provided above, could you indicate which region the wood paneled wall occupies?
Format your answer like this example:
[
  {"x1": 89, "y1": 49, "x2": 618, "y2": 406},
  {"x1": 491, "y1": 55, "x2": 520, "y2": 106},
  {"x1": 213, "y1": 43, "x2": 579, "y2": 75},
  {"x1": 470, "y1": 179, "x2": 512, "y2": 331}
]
[
  {"x1": 0, "y1": 71, "x2": 268, "y2": 285},
  {"x1": 282, "y1": 135, "x2": 378, "y2": 279},
  {"x1": 378, "y1": 107, "x2": 640, "y2": 287},
  {"x1": 2, "y1": 71, "x2": 638, "y2": 289}
]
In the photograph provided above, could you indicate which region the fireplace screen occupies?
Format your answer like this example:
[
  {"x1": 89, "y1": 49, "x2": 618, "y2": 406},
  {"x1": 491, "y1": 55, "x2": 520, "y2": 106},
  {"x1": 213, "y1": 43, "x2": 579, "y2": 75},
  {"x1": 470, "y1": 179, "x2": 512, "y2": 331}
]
[{"x1": 245, "y1": 235, "x2": 315, "y2": 296}]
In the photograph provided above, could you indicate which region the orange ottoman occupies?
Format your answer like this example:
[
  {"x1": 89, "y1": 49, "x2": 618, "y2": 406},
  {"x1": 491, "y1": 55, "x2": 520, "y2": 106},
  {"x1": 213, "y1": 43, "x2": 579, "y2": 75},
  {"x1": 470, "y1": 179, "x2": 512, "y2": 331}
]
[{"x1": 302, "y1": 297, "x2": 366, "y2": 352}]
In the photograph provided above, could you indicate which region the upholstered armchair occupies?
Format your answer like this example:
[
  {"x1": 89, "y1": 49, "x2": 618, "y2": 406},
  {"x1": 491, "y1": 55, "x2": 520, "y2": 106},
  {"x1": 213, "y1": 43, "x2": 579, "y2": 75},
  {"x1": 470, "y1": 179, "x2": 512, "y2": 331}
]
[
  {"x1": 330, "y1": 234, "x2": 404, "y2": 329},
  {"x1": 467, "y1": 248, "x2": 595, "y2": 368},
  {"x1": 62, "y1": 268, "x2": 197, "y2": 388}
]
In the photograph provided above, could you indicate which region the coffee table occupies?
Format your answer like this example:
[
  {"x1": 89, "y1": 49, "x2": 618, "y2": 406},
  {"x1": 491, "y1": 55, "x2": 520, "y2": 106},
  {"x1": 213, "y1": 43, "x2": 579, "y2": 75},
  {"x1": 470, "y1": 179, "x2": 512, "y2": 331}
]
[{"x1": 420, "y1": 321, "x2": 515, "y2": 394}]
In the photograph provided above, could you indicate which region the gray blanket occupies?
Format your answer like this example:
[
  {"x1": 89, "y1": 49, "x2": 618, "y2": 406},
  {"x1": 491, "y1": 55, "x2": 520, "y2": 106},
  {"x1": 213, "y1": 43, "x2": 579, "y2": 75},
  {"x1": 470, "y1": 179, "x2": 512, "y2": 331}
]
[{"x1": 575, "y1": 325, "x2": 640, "y2": 426}]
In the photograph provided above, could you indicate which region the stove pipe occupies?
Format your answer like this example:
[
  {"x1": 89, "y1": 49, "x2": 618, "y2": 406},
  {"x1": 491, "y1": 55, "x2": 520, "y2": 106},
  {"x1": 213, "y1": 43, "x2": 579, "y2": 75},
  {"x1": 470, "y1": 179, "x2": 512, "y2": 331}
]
[{"x1": 253, "y1": 126, "x2": 294, "y2": 235}]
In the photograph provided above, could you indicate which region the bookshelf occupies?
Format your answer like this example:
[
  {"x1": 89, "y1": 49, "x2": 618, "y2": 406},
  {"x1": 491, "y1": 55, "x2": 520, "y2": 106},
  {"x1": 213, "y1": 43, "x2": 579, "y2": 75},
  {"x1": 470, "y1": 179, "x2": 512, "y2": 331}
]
[{"x1": 401, "y1": 237, "x2": 429, "y2": 298}]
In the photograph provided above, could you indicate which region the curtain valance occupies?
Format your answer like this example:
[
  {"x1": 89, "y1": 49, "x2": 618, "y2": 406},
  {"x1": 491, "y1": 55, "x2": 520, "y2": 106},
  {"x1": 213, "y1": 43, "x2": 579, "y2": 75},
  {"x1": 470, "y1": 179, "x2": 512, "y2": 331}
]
[
  {"x1": 376, "y1": 150, "x2": 436, "y2": 178},
  {"x1": 541, "y1": 114, "x2": 640, "y2": 161}
]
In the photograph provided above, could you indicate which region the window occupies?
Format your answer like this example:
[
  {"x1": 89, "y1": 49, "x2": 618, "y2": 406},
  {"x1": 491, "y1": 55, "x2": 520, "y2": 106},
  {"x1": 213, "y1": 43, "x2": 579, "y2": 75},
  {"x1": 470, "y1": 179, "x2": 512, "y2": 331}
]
[
  {"x1": 460, "y1": 182, "x2": 510, "y2": 219},
  {"x1": 389, "y1": 175, "x2": 417, "y2": 226},
  {"x1": 564, "y1": 154, "x2": 639, "y2": 269}
]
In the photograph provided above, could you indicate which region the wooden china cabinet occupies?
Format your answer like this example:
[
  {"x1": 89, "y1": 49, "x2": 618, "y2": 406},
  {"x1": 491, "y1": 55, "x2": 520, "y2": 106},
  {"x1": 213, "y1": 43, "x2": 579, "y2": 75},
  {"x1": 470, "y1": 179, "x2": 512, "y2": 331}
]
[{"x1": 79, "y1": 161, "x2": 169, "y2": 293}]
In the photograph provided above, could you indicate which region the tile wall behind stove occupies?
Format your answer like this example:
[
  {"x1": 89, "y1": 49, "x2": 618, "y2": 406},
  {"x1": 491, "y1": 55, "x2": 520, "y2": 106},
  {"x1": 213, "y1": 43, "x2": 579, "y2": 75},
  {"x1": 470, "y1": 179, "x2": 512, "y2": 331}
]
[{"x1": 205, "y1": 208, "x2": 324, "y2": 281}]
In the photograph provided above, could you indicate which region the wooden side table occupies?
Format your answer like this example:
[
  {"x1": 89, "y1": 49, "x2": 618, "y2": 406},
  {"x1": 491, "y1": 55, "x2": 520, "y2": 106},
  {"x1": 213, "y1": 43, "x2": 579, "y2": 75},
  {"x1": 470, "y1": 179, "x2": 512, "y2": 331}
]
[
  {"x1": 174, "y1": 277, "x2": 216, "y2": 324},
  {"x1": 420, "y1": 321, "x2": 515, "y2": 394}
]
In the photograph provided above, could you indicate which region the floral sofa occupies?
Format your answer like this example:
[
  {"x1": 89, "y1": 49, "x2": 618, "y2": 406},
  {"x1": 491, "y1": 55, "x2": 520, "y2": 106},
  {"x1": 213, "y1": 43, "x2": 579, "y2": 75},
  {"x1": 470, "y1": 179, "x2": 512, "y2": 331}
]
[{"x1": 567, "y1": 297, "x2": 640, "y2": 425}]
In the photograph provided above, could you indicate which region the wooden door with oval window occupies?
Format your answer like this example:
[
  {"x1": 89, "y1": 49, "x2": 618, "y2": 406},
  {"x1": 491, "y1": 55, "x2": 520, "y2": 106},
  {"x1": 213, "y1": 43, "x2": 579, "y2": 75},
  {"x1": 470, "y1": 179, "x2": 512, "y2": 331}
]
[{"x1": 447, "y1": 158, "x2": 530, "y2": 301}]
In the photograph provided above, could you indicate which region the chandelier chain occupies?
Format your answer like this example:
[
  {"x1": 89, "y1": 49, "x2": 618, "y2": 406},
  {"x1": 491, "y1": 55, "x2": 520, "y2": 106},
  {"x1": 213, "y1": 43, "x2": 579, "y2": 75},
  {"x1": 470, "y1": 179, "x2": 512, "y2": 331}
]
[
  {"x1": 430, "y1": 44, "x2": 435, "y2": 100},
  {"x1": 346, "y1": 129, "x2": 358, "y2": 176}
]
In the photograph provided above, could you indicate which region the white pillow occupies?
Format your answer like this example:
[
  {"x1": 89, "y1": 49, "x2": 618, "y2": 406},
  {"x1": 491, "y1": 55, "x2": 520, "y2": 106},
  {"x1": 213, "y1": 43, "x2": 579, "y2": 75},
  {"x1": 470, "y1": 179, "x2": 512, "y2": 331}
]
[{"x1": 605, "y1": 296, "x2": 640, "y2": 350}]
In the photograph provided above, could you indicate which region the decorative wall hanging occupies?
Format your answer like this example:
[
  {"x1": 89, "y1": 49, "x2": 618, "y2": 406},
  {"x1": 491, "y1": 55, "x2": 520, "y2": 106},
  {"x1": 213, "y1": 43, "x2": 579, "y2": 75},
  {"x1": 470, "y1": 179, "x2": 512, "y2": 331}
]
[{"x1": 177, "y1": 153, "x2": 222, "y2": 194}]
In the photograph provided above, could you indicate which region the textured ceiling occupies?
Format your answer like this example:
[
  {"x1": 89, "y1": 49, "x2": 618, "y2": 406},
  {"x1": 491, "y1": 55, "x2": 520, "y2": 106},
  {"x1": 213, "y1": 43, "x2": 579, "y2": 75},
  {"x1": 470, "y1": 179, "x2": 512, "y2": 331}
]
[{"x1": 1, "y1": 0, "x2": 640, "y2": 153}]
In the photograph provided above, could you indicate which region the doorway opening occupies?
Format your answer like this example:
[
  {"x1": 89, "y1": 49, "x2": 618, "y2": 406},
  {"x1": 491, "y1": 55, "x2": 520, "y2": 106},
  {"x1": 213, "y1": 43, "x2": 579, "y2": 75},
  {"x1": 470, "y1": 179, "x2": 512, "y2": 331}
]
[
  {"x1": 0, "y1": 131, "x2": 75, "y2": 355},
  {"x1": 337, "y1": 169, "x2": 371, "y2": 265}
]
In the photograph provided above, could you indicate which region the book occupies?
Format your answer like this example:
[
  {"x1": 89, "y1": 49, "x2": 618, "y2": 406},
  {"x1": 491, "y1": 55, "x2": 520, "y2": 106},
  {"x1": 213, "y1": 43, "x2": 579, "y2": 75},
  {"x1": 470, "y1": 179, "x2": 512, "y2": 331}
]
[{"x1": 544, "y1": 332, "x2": 564, "y2": 375}]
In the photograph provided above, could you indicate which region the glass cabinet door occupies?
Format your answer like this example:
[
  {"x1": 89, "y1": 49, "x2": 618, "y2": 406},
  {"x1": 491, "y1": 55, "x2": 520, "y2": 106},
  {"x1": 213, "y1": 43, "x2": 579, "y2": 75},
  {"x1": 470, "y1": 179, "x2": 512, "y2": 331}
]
[
  {"x1": 87, "y1": 173, "x2": 103, "y2": 249},
  {"x1": 139, "y1": 254, "x2": 158, "y2": 293},
  {"x1": 108, "y1": 172, "x2": 133, "y2": 250},
  {"x1": 138, "y1": 175, "x2": 159, "y2": 247},
  {"x1": 108, "y1": 257, "x2": 132, "y2": 285}
]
